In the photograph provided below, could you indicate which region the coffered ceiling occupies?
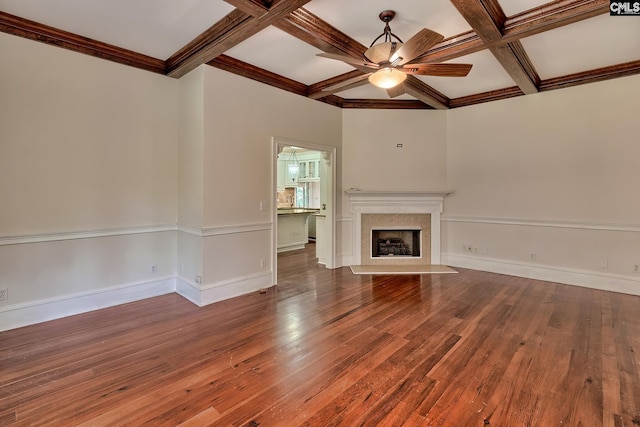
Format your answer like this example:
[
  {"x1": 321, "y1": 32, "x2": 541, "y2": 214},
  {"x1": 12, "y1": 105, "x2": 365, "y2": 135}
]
[{"x1": 1, "y1": 0, "x2": 638, "y2": 109}]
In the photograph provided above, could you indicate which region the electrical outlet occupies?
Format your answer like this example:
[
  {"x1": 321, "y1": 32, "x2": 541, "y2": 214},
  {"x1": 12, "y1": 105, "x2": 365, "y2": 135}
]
[
  {"x1": 529, "y1": 252, "x2": 536, "y2": 261},
  {"x1": 260, "y1": 258, "x2": 266, "y2": 269},
  {"x1": 151, "y1": 264, "x2": 157, "y2": 273},
  {"x1": 0, "y1": 288, "x2": 7, "y2": 301},
  {"x1": 600, "y1": 259, "x2": 608, "y2": 269},
  {"x1": 634, "y1": 265, "x2": 639, "y2": 273}
]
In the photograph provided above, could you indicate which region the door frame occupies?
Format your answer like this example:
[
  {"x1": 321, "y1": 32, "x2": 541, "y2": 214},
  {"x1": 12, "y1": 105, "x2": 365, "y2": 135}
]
[{"x1": 272, "y1": 137, "x2": 337, "y2": 284}]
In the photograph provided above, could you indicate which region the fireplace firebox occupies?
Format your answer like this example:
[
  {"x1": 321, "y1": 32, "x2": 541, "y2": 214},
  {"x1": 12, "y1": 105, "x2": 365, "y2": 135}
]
[{"x1": 372, "y1": 229, "x2": 421, "y2": 258}]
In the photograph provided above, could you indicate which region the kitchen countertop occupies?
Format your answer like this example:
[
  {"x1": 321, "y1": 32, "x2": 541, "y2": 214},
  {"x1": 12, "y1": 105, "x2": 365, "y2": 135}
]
[{"x1": 277, "y1": 208, "x2": 320, "y2": 215}]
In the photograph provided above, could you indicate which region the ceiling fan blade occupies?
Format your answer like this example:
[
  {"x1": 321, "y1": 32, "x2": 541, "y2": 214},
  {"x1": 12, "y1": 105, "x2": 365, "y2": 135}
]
[
  {"x1": 316, "y1": 52, "x2": 378, "y2": 70},
  {"x1": 400, "y1": 63, "x2": 473, "y2": 77},
  {"x1": 386, "y1": 84, "x2": 406, "y2": 99},
  {"x1": 390, "y1": 28, "x2": 444, "y2": 65}
]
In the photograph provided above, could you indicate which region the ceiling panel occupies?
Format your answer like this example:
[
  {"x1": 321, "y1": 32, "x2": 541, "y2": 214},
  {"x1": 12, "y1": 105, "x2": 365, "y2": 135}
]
[
  {"x1": 521, "y1": 14, "x2": 640, "y2": 80},
  {"x1": 417, "y1": 50, "x2": 516, "y2": 98},
  {"x1": 0, "y1": 0, "x2": 234, "y2": 59},
  {"x1": 496, "y1": 0, "x2": 553, "y2": 17},
  {"x1": 225, "y1": 26, "x2": 354, "y2": 85}
]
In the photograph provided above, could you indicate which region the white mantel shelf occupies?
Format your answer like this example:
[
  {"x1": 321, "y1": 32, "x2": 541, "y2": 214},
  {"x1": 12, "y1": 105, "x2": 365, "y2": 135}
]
[
  {"x1": 347, "y1": 190, "x2": 452, "y2": 265},
  {"x1": 345, "y1": 190, "x2": 452, "y2": 198}
]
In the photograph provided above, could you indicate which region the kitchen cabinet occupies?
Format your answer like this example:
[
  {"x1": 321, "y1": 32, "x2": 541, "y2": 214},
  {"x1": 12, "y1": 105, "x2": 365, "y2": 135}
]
[
  {"x1": 277, "y1": 209, "x2": 315, "y2": 252},
  {"x1": 297, "y1": 158, "x2": 320, "y2": 182},
  {"x1": 279, "y1": 152, "x2": 320, "y2": 188}
]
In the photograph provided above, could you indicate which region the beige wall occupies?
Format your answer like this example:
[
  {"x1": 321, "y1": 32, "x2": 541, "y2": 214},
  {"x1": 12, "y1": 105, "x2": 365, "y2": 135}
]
[
  {"x1": 202, "y1": 67, "x2": 343, "y2": 227},
  {"x1": 342, "y1": 109, "x2": 447, "y2": 197},
  {"x1": 0, "y1": 34, "x2": 178, "y2": 235},
  {"x1": 445, "y1": 74, "x2": 640, "y2": 291},
  {"x1": 446, "y1": 75, "x2": 640, "y2": 223},
  {"x1": 176, "y1": 67, "x2": 206, "y2": 290},
  {"x1": 178, "y1": 67, "x2": 205, "y2": 229},
  {"x1": 195, "y1": 67, "x2": 342, "y2": 290},
  {"x1": 0, "y1": 33, "x2": 179, "y2": 319}
]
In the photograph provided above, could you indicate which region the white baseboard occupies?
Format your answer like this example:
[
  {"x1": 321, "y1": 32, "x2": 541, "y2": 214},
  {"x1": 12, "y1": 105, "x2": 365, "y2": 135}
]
[
  {"x1": 0, "y1": 277, "x2": 176, "y2": 332},
  {"x1": 176, "y1": 271, "x2": 273, "y2": 307},
  {"x1": 8, "y1": 253, "x2": 636, "y2": 332},
  {"x1": 338, "y1": 254, "x2": 352, "y2": 268},
  {"x1": 1, "y1": 270, "x2": 275, "y2": 332},
  {"x1": 445, "y1": 253, "x2": 640, "y2": 296},
  {"x1": 277, "y1": 243, "x2": 306, "y2": 253}
]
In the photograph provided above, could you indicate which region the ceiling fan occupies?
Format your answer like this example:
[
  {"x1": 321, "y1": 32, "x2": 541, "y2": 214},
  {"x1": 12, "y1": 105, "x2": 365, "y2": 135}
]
[{"x1": 317, "y1": 10, "x2": 472, "y2": 94}]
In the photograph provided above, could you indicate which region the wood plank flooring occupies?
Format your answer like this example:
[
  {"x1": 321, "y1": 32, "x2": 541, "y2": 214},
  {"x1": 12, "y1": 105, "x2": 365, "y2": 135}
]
[{"x1": 1, "y1": 243, "x2": 639, "y2": 426}]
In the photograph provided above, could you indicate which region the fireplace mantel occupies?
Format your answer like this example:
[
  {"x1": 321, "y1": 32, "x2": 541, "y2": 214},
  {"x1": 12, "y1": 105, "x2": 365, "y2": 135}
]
[
  {"x1": 346, "y1": 190, "x2": 451, "y2": 202},
  {"x1": 347, "y1": 190, "x2": 452, "y2": 265}
]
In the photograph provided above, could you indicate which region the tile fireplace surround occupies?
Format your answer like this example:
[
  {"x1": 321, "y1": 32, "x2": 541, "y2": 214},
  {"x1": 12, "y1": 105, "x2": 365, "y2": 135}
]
[{"x1": 347, "y1": 190, "x2": 451, "y2": 266}]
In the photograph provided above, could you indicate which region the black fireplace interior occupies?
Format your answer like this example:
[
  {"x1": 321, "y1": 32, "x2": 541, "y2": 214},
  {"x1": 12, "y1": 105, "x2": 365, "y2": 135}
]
[{"x1": 372, "y1": 229, "x2": 421, "y2": 257}]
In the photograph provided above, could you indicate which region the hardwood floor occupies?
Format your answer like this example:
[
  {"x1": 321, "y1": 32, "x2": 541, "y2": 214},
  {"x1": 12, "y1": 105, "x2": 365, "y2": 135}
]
[{"x1": 1, "y1": 243, "x2": 639, "y2": 426}]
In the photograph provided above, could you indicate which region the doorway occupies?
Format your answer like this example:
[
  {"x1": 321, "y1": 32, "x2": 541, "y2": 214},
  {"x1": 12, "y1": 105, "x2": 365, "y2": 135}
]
[{"x1": 272, "y1": 137, "x2": 336, "y2": 284}]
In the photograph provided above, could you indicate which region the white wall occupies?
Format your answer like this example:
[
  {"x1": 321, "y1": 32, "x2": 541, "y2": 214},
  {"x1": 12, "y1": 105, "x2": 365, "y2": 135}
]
[
  {"x1": 340, "y1": 109, "x2": 448, "y2": 264},
  {"x1": 0, "y1": 33, "x2": 179, "y2": 329},
  {"x1": 176, "y1": 67, "x2": 205, "y2": 300},
  {"x1": 445, "y1": 75, "x2": 640, "y2": 294},
  {"x1": 176, "y1": 66, "x2": 343, "y2": 305},
  {"x1": 341, "y1": 109, "x2": 448, "y2": 194}
]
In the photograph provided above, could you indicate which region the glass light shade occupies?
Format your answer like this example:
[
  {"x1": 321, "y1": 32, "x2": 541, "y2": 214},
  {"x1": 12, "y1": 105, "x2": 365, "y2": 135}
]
[
  {"x1": 288, "y1": 162, "x2": 299, "y2": 176},
  {"x1": 364, "y1": 42, "x2": 403, "y2": 64},
  {"x1": 368, "y1": 67, "x2": 407, "y2": 89}
]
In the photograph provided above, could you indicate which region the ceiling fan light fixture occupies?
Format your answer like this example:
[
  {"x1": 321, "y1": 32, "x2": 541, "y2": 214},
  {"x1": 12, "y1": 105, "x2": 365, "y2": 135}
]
[
  {"x1": 368, "y1": 67, "x2": 407, "y2": 89},
  {"x1": 364, "y1": 42, "x2": 403, "y2": 64}
]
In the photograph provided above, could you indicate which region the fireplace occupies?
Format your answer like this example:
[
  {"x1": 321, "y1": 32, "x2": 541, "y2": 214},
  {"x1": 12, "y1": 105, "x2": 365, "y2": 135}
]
[{"x1": 347, "y1": 190, "x2": 450, "y2": 266}]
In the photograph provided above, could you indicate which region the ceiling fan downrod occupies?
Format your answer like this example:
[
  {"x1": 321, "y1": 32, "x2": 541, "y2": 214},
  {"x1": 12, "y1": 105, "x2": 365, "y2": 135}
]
[{"x1": 369, "y1": 10, "x2": 404, "y2": 47}]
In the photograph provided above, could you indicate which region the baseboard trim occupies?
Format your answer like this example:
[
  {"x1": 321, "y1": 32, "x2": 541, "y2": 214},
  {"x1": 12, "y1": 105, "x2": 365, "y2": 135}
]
[
  {"x1": 0, "y1": 270, "x2": 275, "y2": 332},
  {"x1": 0, "y1": 277, "x2": 176, "y2": 332},
  {"x1": 445, "y1": 253, "x2": 640, "y2": 296},
  {"x1": 176, "y1": 271, "x2": 273, "y2": 307},
  {"x1": 6, "y1": 255, "x2": 635, "y2": 332}
]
